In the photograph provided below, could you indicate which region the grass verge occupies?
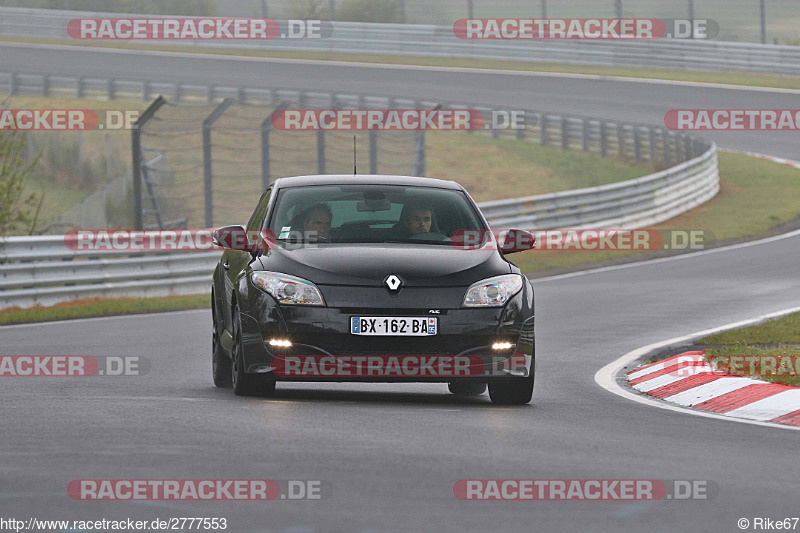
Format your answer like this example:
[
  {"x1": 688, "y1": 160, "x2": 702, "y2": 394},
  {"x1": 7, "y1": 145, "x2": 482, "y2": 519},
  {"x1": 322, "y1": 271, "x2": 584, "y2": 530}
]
[
  {"x1": 693, "y1": 312, "x2": 800, "y2": 387},
  {"x1": 696, "y1": 311, "x2": 800, "y2": 345},
  {"x1": 0, "y1": 294, "x2": 209, "y2": 325},
  {"x1": 2, "y1": 92, "x2": 657, "y2": 229},
  {"x1": 3, "y1": 36, "x2": 800, "y2": 91}
]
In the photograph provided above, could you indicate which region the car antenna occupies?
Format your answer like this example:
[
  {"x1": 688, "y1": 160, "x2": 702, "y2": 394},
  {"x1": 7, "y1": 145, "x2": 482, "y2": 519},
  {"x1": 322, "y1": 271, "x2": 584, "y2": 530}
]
[{"x1": 353, "y1": 135, "x2": 357, "y2": 175}]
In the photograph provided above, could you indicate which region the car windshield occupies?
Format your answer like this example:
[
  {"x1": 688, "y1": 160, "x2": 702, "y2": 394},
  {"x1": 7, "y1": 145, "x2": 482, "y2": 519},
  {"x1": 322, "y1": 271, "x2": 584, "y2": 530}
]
[{"x1": 267, "y1": 184, "x2": 485, "y2": 245}]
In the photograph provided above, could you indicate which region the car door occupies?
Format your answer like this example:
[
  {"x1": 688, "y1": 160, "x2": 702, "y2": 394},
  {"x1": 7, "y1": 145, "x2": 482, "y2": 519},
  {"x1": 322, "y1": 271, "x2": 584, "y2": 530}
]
[{"x1": 220, "y1": 187, "x2": 273, "y2": 332}]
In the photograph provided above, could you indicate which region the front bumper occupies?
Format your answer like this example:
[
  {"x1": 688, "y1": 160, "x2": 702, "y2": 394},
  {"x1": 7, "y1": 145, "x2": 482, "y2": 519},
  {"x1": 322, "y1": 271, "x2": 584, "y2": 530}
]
[{"x1": 236, "y1": 282, "x2": 534, "y2": 382}]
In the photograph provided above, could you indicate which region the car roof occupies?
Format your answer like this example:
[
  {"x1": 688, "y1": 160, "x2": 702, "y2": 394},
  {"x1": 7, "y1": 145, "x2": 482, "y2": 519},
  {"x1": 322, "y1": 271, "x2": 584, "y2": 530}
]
[{"x1": 272, "y1": 174, "x2": 464, "y2": 190}]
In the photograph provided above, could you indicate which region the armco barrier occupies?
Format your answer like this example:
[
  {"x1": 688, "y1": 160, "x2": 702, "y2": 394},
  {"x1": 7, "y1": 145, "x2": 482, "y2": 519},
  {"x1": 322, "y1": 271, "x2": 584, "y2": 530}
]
[
  {"x1": 0, "y1": 135, "x2": 716, "y2": 309},
  {"x1": 1, "y1": 6, "x2": 800, "y2": 76}
]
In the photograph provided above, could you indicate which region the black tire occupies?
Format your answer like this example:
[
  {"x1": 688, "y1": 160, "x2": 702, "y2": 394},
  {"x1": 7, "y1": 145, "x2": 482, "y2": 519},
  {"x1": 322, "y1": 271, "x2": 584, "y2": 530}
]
[
  {"x1": 448, "y1": 381, "x2": 487, "y2": 396},
  {"x1": 212, "y1": 292, "x2": 232, "y2": 388},
  {"x1": 488, "y1": 366, "x2": 535, "y2": 405},
  {"x1": 231, "y1": 303, "x2": 276, "y2": 398}
]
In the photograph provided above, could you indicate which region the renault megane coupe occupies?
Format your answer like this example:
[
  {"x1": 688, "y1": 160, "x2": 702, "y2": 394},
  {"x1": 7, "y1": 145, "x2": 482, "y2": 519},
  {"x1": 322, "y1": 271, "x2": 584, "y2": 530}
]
[{"x1": 211, "y1": 175, "x2": 535, "y2": 404}]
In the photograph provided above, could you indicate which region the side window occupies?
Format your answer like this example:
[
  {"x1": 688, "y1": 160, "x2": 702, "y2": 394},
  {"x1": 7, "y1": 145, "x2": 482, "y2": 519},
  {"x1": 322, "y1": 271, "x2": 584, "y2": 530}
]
[{"x1": 246, "y1": 188, "x2": 272, "y2": 239}]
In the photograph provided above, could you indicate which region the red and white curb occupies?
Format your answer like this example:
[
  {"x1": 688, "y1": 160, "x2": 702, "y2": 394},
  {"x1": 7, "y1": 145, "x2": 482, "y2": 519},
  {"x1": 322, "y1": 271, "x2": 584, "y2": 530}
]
[{"x1": 627, "y1": 351, "x2": 800, "y2": 427}]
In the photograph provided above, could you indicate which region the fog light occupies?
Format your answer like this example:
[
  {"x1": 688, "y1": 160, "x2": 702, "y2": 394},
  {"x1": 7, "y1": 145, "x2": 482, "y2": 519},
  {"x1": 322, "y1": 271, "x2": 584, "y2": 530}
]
[
  {"x1": 492, "y1": 342, "x2": 513, "y2": 350},
  {"x1": 269, "y1": 339, "x2": 292, "y2": 348}
]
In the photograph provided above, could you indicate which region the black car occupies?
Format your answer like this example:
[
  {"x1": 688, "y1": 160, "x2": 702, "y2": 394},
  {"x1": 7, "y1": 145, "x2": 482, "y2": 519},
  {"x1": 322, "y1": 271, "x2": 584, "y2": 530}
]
[{"x1": 211, "y1": 175, "x2": 536, "y2": 404}]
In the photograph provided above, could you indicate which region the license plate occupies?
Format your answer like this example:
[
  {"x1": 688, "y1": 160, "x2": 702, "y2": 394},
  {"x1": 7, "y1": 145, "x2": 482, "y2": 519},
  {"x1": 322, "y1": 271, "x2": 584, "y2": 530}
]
[{"x1": 351, "y1": 317, "x2": 437, "y2": 336}]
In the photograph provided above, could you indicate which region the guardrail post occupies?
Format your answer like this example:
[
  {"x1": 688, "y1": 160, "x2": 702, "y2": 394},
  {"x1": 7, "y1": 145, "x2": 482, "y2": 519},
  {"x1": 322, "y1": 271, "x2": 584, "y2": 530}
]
[
  {"x1": 634, "y1": 127, "x2": 641, "y2": 160},
  {"x1": 648, "y1": 127, "x2": 656, "y2": 161},
  {"x1": 516, "y1": 112, "x2": 525, "y2": 140},
  {"x1": 108, "y1": 78, "x2": 115, "y2": 100},
  {"x1": 203, "y1": 98, "x2": 233, "y2": 228},
  {"x1": 685, "y1": 136, "x2": 693, "y2": 159},
  {"x1": 369, "y1": 127, "x2": 378, "y2": 174},
  {"x1": 581, "y1": 119, "x2": 588, "y2": 151},
  {"x1": 617, "y1": 124, "x2": 625, "y2": 158},
  {"x1": 561, "y1": 117, "x2": 569, "y2": 150},
  {"x1": 142, "y1": 81, "x2": 149, "y2": 102},
  {"x1": 540, "y1": 114, "x2": 547, "y2": 145},
  {"x1": 317, "y1": 130, "x2": 326, "y2": 174},
  {"x1": 663, "y1": 131, "x2": 671, "y2": 166},
  {"x1": 600, "y1": 122, "x2": 607, "y2": 158},
  {"x1": 675, "y1": 134, "x2": 683, "y2": 162},
  {"x1": 42, "y1": 75, "x2": 49, "y2": 96},
  {"x1": 492, "y1": 108, "x2": 500, "y2": 139},
  {"x1": 76, "y1": 76, "x2": 83, "y2": 98},
  {"x1": 261, "y1": 101, "x2": 288, "y2": 189},
  {"x1": 131, "y1": 96, "x2": 166, "y2": 230},
  {"x1": 8, "y1": 73, "x2": 16, "y2": 95}
]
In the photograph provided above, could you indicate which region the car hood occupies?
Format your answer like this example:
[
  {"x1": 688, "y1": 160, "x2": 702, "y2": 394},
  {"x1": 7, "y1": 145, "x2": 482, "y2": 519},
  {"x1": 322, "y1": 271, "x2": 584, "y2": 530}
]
[{"x1": 257, "y1": 243, "x2": 510, "y2": 287}]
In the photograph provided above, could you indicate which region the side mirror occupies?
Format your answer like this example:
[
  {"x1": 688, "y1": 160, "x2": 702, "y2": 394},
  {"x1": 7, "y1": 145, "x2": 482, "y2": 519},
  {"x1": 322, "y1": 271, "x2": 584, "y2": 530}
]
[
  {"x1": 497, "y1": 229, "x2": 536, "y2": 254},
  {"x1": 214, "y1": 225, "x2": 255, "y2": 252}
]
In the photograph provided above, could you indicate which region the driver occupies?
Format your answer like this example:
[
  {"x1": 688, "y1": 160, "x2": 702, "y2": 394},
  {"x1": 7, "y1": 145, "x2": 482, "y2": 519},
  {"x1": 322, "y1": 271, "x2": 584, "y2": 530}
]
[
  {"x1": 404, "y1": 205, "x2": 432, "y2": 234},
  {"x1": 393, "y1": 202, "x2": 437, "y2": 237},
  {"x1": 301, "y1": 203, "x2": 332, "y2": 241}
]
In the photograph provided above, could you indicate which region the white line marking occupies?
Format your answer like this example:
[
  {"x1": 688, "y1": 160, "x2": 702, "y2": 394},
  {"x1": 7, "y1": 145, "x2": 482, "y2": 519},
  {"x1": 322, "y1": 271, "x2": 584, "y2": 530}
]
[
  {"x1": 594, "y1": 305, "x2": 800, "y2": 431},
  {"x1": 534, "y1": 227, "x2": 800, "y2": 283},
  {"x1": 0, "y1": 308, "x2": 208, "y2": 330},
  {"x1": 3, "y1": 41, "x2": 800, "y2": 94},
  {"x1": 82, "y1": 395, "x2": 216, "y2": 402}
]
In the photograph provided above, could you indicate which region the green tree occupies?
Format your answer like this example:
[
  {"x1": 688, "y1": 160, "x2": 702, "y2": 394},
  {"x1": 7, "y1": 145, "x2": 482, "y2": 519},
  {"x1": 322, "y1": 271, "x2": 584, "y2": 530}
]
[{"x1": 0, "y1": 131, "x2": 39, "y2": 236}]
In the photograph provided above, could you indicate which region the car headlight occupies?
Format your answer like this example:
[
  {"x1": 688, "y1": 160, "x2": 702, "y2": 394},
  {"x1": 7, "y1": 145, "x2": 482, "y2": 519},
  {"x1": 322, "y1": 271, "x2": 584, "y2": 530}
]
[
  {"x1": 462, "y1": 274, "x2": 523, "y2": 307},
  {"x1": 250, "y1": 272, "x2": 325, "y2": 306}
]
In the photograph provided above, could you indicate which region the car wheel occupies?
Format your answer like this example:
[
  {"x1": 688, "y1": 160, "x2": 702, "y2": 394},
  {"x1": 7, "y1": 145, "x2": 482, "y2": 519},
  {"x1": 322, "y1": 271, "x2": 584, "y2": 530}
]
[
  {"x1": 448, "y1": 381, "x2": 487, "y2": 396},
  {"x1": 488, "y1": 367, "x2": 535, "y2": 405},
  {"x1": 231, "y1": 303, "x2": 276, "y2": 398},
  {"x1": 212, "y1": 292, "x2": 232, "y2": 388}
]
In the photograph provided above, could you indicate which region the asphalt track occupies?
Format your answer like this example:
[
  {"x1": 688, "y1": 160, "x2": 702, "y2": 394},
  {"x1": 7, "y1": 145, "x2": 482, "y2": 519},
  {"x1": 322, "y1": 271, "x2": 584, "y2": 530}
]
[{"x1": 1, "y1": 43, "x2": 799, "y2": 532}]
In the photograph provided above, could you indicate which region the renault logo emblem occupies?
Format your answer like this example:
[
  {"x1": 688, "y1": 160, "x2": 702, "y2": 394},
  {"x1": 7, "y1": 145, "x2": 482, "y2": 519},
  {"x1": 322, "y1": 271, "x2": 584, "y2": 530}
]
[{"x1": 384, "y1": 274, "x2": 403, "y2": 292}]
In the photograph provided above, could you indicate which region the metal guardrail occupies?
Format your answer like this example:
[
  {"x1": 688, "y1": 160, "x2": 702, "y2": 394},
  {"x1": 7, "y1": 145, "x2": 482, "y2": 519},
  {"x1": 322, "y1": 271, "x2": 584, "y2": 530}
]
[
  {"x1": 1, "y1": 6, "x2": 800, "y2": 76},
  {"x1": 0, "y1": 138, "x2": 717, "y2": 309}
]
